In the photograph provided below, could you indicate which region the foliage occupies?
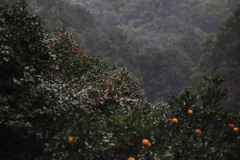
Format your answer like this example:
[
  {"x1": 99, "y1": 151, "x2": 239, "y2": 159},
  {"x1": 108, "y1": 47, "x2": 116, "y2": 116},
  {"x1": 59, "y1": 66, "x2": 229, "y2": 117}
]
[
  {"x1": 1, "y1": 1, "x2": 240, "y2": 160},
  {"x1": 137, "y1": 45, "x2": 192, "y2": 102},
  {"x1": 192, "y1": 4, "x2": 240, "y2": 110},
  {"x1": 168, "y1": 76, "x2": 240, "y2": 159},
  {"x1": 0, "y1": 1, "x2": 147, "y2": 159}
]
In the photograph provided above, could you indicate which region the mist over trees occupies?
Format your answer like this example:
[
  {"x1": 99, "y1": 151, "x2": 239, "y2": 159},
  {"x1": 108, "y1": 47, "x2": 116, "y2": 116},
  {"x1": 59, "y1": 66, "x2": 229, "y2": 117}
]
[
  {"x1": 1, "y1": 0, "x2": 240, "y2": 159},
  {"x1": 2, "y1": 0, "x2": 240, "y2": 106}
]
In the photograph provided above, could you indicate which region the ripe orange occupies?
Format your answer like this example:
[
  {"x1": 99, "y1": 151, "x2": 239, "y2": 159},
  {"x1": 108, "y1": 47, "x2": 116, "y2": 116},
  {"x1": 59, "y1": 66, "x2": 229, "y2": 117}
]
[
  {"x1": 147, "y1": 142, "x2": 152, "y2": 147},
  {"x1": 109, "y1": 143, "x2": 115, "y2": 147},
  {"x1": 216, "y1": 152, "x2": 223, "y2": 158},
  {"x1": 187, "y1": 109, "x2": 193, "y2": 115},
  {"x1": 216, "y1": 118, "x2": 222, "y2": 122},
  {"x1": 58, "y1": 144, "x2": 66, "y2": 151},
  {"x1": 68, "y1": 137, "x2": 77, "y2": 143},
  {"x1": 127, "y1": 157, "x2": 135, "y2": 160},
  {"x1": 194, "y1": 129, "x2": 201, "y2": 134},
  {"x1": 233, "y1": 127, "x2": 238, "y2": 131},
  {"x1": 141, "y1": 139, "x2": 150, "y2": 146},
  {"x1": 172, "y1": 118, "x2": 179, "y2": 123},
  {"x1": 228, "y1": 124, "x2": 234, "y2": 128}
]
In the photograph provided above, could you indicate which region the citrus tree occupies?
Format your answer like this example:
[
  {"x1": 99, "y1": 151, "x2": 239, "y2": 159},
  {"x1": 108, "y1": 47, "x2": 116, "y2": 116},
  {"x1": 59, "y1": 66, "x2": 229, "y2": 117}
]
[
  {"x1": 166, "y1": 76, "x2": 240, "y2": 160},
  {"x1": 0, "y1": 1, "x2": 158, "y2": 159},
  {"x1": 1, "y1": 1, "x2": 240, "y2": 160}
]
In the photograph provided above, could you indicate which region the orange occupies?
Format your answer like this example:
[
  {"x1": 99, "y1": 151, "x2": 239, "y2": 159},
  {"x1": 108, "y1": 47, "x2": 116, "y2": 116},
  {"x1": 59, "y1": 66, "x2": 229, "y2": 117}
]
[
  {"x1": 147, "y1": 142, "x2": 152, "y2": 147},
  {"x1": 141, "y1": 139, "x2": 150, "y2": 146},
  {"x1": 233, "y1": 127, "x2": 238, "y2": 131},
  {"x1": 187, "y1": 109, "x2": 193, "y2": 116},
  {"x1": 216, "y1": 118, "x2": 222, "y2": 122},
  {"x1": 109, "y1": 143, "x2": 115, "y2": 147},
  {"x1": 68, "y1": 137, "x2": 77, "y2": 143},
  {"x1": 216, "y1": 152, "x2": 223, "y2": 158},
  {"x1": 228, "y1": 124, "x2": 234, "y2": 128},
  {"x1": 127, "y1": 157, "x2": 135, "y2": 160},
  {"x1": 58, "y1": 144, "x2": 66, "y2": 151},
  {"x1": 194, "y1": 129, "x2": 201, "y2": 134},
  {"x1": 172, "y1": 118, "x2": 178, "y2": 123}
]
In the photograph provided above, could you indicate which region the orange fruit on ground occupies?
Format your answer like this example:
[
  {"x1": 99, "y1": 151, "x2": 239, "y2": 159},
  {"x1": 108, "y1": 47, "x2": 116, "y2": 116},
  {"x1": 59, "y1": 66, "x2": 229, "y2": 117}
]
[
  {"x1": 187, "y1": 109, "x2": 193, "y2": 115},
  {"x1": 233, "y1": 127, "x2": 238, "y2": 131},
  {"x1": 194, "y1": 129, "x2": 201, "y2": 134},
  {"x1": 228, "y1": 124, "x2": 234, "y2": 128},
  {"x1": 141, "y1": 139, "x2": 150, "y2": 146},
  {"x1": 68, "y1": 137, "x2": 77, "y2": 143},
  {"x1": 172, "y1": 118, "x2": 178, "y2": 123},
  {"x1": 58, "y1": 144, "x2": 66, "y2": 151},
  {"x1": 127, "y1": 157, "x2": 135, "y2": 160}
]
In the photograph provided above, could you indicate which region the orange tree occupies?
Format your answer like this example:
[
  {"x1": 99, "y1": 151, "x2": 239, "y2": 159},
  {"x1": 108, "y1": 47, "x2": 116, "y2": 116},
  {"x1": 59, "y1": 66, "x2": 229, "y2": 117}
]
[
  {"x1": 2, "y1": 1, "x2": 240, "y2": 160},
  {"x1": 0, "y1": 0, "x2": 162, "y2": 159},
  {"x1": 163, "y1": 76, "x2": 240, "y2": 160}
]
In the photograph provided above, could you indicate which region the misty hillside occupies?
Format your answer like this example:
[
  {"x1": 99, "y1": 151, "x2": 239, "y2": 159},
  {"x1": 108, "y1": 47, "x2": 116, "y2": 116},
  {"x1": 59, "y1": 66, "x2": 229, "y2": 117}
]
[
  {"x1": 3, "y1": 0, "x2": 240, "y2": 109},
  {"x1": 66, "y1": 0, "x2": 238, "y2": 46}
]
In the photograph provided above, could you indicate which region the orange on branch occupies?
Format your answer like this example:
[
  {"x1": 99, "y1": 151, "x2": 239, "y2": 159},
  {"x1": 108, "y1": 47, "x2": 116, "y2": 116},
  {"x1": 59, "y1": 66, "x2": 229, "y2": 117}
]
[
  {"x1": 58, "y1": 144, "x2": 66, "y2": 151},
  {"x1": 67, "y1": 137, "x2": 77, "y2": 143},
  {"x1": 216, "y1": 118, "x2": 222, "y2": 122},
  {"x1": 187, "y1": 109, "x2": 193, "y2": 116},
  {"x1": 216, "y1": 152, "x2": 223, "y2": 158},
  {"x1": 194, "y1": 129, "x2": 202, "y2": 134},
  {"x1": 233, "y1": 127, "x2": 238, "y2": 131},
  {"x1": 141, "y1": 139, "x2": 150, "y2": 146},
  {"x1": 147, "y1": 142, "x2": 152, "y2": 147},
  {"x1": 109, "y1": 143, "x2": 115, "y2": 147},
  {"x1": 228, "y1": 124, "x2": 234, "y2": 128},
  {"x1": 127, "y1": 157, "x2": 135, "y2": 160},
  {"x1": 172, "y1": 118, "x2": 179, "y2": 123}
]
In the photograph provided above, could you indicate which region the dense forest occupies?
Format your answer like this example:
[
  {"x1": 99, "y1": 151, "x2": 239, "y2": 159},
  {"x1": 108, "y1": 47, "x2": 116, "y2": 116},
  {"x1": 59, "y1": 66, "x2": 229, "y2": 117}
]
[
  {"x1": 1, "y1": 0, "x2": 240, "y2": 159},
  {"x1": 2, "y1": 0, "x2": 240, "y2": 107}
]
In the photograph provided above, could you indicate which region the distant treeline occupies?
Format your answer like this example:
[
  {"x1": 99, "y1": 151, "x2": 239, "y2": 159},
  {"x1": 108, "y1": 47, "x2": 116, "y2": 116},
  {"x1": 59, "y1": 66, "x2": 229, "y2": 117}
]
[{"x1": 3, "y1": 0, "x2": 240, "y2": 110}]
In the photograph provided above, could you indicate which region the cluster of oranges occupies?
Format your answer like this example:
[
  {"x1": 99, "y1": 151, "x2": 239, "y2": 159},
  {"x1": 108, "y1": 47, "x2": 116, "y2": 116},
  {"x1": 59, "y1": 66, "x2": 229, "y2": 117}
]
[
  {"x1": 171, "y1": 110, "x2": 199, "y2": 134},
  {"x1": 141, "y1": 139, "x2": 152, "y2": 148},
  {"x1": 172, "y1": 110, "x2": 193, "y2": 123},
  {"x1": 58, "y1": 137, "x2": 77, "y2": 151},
  {"x1": 126, "y1": 139, "x2": 152, "y2": 160},
  {"x1": 228, "y1": 123, "x2": 238, "y2": 131}
]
